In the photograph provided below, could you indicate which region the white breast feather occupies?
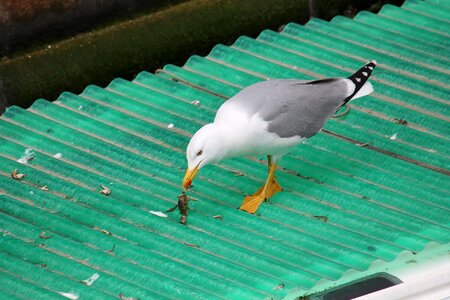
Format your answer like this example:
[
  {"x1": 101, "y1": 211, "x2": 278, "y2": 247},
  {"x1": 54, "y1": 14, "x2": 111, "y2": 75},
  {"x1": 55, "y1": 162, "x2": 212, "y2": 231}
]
[{"x1": 215, "y1": 101, "x2": 304, "y2": 158}]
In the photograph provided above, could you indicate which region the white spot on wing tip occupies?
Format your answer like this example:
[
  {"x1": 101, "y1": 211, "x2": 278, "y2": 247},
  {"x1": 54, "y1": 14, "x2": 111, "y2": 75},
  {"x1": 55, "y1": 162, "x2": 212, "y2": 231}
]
[
  {"x1": 355, "y1": 77, "x2": 361, "y2": 82},
  {"x1": 362, "y1": 72, "x2": 368, "y2": 76}
]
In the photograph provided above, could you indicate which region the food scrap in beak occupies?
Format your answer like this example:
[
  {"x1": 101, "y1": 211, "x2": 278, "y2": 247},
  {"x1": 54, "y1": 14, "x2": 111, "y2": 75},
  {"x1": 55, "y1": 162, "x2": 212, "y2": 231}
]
[{"x1": 182, "y1": 165, "x2": 199, "y2": 190}]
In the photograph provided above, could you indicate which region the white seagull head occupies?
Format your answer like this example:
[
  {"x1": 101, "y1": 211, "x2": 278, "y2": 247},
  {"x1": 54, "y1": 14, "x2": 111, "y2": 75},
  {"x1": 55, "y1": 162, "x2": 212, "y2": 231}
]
[{"x1": 183, "y1": 123, "x2": 224, "y2": 189}]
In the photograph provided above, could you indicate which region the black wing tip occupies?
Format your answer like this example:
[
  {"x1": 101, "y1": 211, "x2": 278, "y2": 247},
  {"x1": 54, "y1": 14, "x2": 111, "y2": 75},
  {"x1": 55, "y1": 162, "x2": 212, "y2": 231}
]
[
  {"x1": 340, "y1": 60, "x2": 377, "y2": 109},
  {"x1": 348, "y1": 60, "x2": 377, "y2": 83},
  {"x1": 365, "y1": 60, "x2": 377, "y2": 71}
]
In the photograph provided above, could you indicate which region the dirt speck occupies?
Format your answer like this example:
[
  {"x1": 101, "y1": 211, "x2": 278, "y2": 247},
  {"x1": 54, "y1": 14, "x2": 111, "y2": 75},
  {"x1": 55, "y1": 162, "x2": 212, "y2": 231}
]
[
  {"x1": 313, "y1": 216, "x2": 328, "y2": 222},
  {"x1": 39, "y1": 230, "x2": 52, "y2": 239},
  {"x1": 393, "y1": 118, "x2": 408, "y2": 125}
]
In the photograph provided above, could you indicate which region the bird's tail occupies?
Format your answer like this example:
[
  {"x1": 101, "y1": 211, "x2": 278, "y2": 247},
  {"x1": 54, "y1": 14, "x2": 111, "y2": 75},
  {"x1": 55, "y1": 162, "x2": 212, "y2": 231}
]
[{"x1": 338, "y1": 60, "x2": 377, "y2": 110}]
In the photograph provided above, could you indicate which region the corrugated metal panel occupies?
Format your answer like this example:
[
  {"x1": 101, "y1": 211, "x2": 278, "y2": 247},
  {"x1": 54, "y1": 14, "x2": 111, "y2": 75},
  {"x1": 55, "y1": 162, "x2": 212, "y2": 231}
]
[{"x1": 1, "y1": 0, "x2": 449, "y2": 299}]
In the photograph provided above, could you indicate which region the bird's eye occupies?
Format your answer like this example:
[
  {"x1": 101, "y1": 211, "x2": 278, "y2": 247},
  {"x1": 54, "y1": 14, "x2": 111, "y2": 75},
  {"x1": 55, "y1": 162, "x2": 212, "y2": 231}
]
[{"x1": 196, "y1": 150, "x2": 203, "y2": 156}]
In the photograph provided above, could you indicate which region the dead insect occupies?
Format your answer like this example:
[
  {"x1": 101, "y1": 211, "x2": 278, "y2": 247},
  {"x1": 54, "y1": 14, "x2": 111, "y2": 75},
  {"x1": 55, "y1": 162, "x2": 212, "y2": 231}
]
[
  {"x1": 40, "y1": 185, "x2": 49, "y2": 191},
  {"x1": 11, "y1": 169, "x2": 26, "y2": 180},
  {"x1": 313, "y1": 216, "x2": 328, "y2": 222},
  {"x1": 177, "y1": 192, "x2": 189, "y2": 215},
  {"x1": 213, "y1": 215, "x2": 223, "y2": 220},
  {"x1": 177, "y1": 192, "x2": 190, "y2": 225},
  {"x1": 39, "y1": 230, "x2": 52, "y2": 239},
  {"x1": 99, "y1": 185, "x2": 110, "y2": 196},
  {"x1": 166, "y1": 192, "x2": 190, "y2": 224}
]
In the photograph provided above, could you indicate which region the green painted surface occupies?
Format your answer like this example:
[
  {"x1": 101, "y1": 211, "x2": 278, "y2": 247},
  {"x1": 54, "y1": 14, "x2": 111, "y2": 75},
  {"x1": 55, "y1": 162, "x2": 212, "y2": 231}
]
[{"x1": 1, "y1": 1, "x2": 449, "y2": 299}]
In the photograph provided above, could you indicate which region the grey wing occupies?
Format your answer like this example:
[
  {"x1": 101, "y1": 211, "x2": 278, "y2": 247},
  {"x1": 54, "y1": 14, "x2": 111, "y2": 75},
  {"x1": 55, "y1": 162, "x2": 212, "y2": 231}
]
[{"x1": 233, "y1": 79, "x2": 352, "y2": 138}]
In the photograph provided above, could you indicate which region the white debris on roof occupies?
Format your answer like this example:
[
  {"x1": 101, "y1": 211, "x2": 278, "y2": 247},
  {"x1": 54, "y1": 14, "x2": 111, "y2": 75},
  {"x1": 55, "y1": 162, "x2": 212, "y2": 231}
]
[
  {"x1": 58, "y1": 291, "x2": 79, "y2": 299},
  {"x1": 81, "y1": 272, "x2": 100, "y2": 286},
  {"x1": 149, "y1": 211, "x2": 168, "y2": 218},
  {"x1": 17, "y1": 148, "x2": 35, "y2": 164}
]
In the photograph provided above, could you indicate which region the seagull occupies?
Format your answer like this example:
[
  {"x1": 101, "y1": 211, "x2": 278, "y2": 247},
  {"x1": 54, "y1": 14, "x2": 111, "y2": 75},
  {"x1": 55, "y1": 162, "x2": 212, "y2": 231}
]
[{"x1": 183, "y1": 60, "x2": 377, "y2": 213}]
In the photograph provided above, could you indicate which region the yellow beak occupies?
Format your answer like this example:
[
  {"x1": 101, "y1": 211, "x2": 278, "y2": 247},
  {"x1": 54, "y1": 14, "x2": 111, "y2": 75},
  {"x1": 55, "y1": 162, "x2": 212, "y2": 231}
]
[{"x1": 182, "y1": 165, "x2": 199, "y2": 190}]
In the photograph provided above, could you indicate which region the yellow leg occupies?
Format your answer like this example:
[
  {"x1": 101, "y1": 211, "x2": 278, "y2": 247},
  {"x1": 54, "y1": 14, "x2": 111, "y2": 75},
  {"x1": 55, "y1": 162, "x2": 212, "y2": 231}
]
[{"x1": 240, "y1": 156, "x2": 283, "y2": 214}]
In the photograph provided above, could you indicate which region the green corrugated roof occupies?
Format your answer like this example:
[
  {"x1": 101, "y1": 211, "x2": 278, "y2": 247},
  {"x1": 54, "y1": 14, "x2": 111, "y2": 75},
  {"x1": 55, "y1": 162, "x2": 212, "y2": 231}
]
[{"x1": 1, "y1": 0, "x2": 449, "y2": 299}]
